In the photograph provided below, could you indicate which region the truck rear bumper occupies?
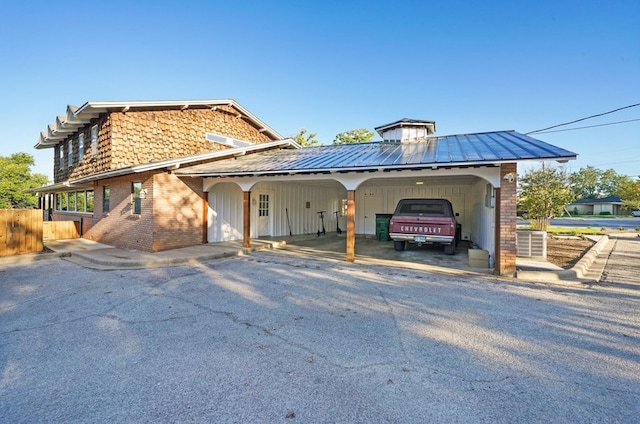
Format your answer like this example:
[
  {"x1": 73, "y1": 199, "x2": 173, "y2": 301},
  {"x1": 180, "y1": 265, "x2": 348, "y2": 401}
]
[{"x1": 389, "y1": 233, "x2": 455, "y2": 244}]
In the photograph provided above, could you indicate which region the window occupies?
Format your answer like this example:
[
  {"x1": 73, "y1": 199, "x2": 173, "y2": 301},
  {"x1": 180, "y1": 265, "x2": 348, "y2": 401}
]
[
  {"x1": 258, "y1": 194, "x2": 269, "y2": 217},
  {"x1": 103, "y1": 186, "x2": 110, "y2": 212},
  {"x1": 68, "y1": 192, "x2": 77, "y2": 211},
  {"x1": 86, "y1": 190, "x2": 94, "y2": 213},
  {"x1": 59, "y1": 146, "x2": 64, "y2": 169},
  {"x1": 77, "y1": 191, "x2": 85, "y2": 212},
  {"x1": 68, "y1": 139, "x2": 74, "y2": 167},
  {"x1": 78, "y1": 133, "x2": 85, "y2": 162},
  {"x1": 58, "y1": 193, "x2": 68, "y2": 211},
  {"x1": 53, "y1": 190, "x2": 94, "y2": 213},
  {"x1": 132, "y1": 182, "x2": 142, "y2": 214},
  {"x1": 91, "y1": 125, "x2": 98, "y2": 157}
]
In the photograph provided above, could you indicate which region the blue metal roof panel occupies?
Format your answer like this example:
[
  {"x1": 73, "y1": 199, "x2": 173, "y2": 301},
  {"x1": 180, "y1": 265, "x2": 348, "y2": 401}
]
[{"x1": 175, "y1": 131, "x2": 577, "y2": 176}]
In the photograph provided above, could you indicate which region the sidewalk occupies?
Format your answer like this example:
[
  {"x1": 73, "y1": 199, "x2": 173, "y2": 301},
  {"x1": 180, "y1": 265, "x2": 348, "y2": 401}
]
[
  {"x1": 515, "y1": 235, "x2": 615, "y2": 284},
  {"x1": 41, "y1": 238, "x2": 285, "y2": 270}
]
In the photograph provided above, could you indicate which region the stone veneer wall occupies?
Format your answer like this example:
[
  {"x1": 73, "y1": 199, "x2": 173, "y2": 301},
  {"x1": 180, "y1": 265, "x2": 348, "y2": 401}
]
[{"x1": 54, "y1": 105, "x2": 273, "y2": 183}]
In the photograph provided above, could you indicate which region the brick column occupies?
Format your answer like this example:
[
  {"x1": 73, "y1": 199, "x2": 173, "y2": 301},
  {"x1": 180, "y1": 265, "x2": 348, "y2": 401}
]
[
  {"x1": 202, "y1": 191, "x2": 208, "y2": 244},
  {"x1": 495, "y1": 163, "x2": 517, "y2": 276},
  {"x1": 346, "y1": 190, "x2": 355, "y2": 262},
  {"x1": 243, "y1": 191, "x2": 251, "y2": 248}
]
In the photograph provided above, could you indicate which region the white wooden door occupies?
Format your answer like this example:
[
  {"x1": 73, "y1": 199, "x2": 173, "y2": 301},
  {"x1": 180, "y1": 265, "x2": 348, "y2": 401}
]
[
  {"x1": 253, "y1": 191, "x2": 273, "y2": 237},
  {"x1": 363, "y1": 195, "x2": 383, "y2": 235}
]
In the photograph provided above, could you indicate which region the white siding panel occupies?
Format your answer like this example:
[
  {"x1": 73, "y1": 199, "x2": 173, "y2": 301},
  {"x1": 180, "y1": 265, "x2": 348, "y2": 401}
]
[
  {"x1": 252, "y1": 181, "x2": 346, "y2": 236},
  {"x1": 356, "y1": 179, "x2": 478, "y2": 237},
  {"x1": 208, "y1": 183, "x2": 243, "y2": 242}
]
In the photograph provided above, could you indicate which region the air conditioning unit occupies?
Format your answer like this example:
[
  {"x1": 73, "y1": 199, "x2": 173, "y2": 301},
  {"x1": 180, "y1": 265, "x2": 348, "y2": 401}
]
[{"x1": 516, "y1": 230, "x2": 547, "y2": 259}]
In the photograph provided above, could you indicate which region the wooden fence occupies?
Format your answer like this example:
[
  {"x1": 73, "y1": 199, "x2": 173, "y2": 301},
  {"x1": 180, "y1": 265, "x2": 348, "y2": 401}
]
[
  {"x1": 0, "y1": 210, "x2": 82, "y2": 257},
  {"x1": 0, "y1": 209, "x2": 44, "y2": 257},
  {"x1": 43, "y1": 220, "x2": 80, "y2": 241}
]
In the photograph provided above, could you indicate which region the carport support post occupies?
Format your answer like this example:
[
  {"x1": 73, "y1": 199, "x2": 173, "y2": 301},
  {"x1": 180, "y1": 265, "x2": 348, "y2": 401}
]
[
  {"x1": 202, "y1": 191, "x2": 208, "y2": 244},
  {"x1": 495, "y1": 163, "x2": 517, "y2": 276},
  {"x1": 346, "y1": 190, "x2": 355, "y2": 262},
  {"x1": 243, "y1": 191, "x2": 251, "y2": 248}
]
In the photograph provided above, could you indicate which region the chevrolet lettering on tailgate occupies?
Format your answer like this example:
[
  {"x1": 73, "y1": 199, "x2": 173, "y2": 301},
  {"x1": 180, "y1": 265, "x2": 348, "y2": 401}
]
[
  {"x1": 388, "y1": 198, "x2": 459, "y2": 255},
  {"x1": 400, "y1": 226, "x2": 442, "y2": 233}
]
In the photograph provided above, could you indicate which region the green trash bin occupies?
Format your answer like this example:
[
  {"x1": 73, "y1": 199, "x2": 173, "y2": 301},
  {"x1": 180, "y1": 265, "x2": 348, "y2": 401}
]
[{"x1": 376, "y1": 214, "x2": 393, "y2": 241}]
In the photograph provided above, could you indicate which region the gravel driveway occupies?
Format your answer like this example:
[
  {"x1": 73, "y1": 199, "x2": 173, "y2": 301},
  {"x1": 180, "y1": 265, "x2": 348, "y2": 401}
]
[{"x1": 1, "y1": 250, "x2": 639, "y2": 423}]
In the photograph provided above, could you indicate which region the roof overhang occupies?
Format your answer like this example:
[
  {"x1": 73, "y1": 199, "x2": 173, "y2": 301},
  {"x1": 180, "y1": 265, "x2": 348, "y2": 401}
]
[
  {"x1": 30, "y1": 139, "x2": 300, "y2": 193},
  {"x1": 174, "y1": 157, "x2": 575, "y2": 179},
  {"x1": 35, "y1": 99, "x2": 283, "y2": 149}
]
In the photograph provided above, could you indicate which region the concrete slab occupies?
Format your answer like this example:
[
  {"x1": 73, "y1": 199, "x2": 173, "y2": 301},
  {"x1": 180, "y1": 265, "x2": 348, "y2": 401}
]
[{"x1": 1, "y1": 232, "x2": 611, "y2": 285}]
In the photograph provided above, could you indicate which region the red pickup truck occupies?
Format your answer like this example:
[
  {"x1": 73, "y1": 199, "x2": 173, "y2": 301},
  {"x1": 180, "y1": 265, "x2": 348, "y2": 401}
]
[{"x1": 389, "y1": 198, "x2": 458, "y2": 255}]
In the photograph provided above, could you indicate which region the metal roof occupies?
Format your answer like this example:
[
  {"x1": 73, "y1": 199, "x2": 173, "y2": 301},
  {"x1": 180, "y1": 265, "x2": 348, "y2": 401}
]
[
  {"x1": 175, "y1": 130, "x2": 577, "y2": 177},
  {"x1": 35, "y1": 99, "x2": 283, "y2": 149}
]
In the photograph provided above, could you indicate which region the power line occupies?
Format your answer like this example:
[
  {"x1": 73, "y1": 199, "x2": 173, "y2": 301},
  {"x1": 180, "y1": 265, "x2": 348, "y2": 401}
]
[
  {"x1": 525, "y1": 103, "x2": 640, "y2": 135},
  {"x1": 531, "y1": 117, "x2": 640, "y2": 134}
]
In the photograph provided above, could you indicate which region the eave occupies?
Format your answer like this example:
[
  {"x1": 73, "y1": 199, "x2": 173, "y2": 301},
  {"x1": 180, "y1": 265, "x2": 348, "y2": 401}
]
[{"x1": 35, "y1": 99, "x2": 283, "y2": 149}]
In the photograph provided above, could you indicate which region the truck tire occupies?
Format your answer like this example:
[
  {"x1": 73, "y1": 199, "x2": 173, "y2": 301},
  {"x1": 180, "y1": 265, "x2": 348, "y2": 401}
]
[
  {"x1": 394, "y1": 241, "x2": 406, "y2": 251},
  {"x1": 444, "y1": 240, "x2": 456, "y2": 255}
]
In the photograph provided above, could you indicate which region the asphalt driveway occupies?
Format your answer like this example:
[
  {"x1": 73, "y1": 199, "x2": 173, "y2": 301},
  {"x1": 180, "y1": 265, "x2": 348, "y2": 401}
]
[{"x1": 1, "y1": 249, "x2": 639, "y2": 423}]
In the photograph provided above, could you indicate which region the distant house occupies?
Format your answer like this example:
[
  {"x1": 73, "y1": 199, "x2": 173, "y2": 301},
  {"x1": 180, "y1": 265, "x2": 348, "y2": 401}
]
[
  {"x1": 33, "y1": 101, "x2": 577, "y2": 276},
  {"x1": 568, "y1": 196, "x2": 623, "y2": 215}
]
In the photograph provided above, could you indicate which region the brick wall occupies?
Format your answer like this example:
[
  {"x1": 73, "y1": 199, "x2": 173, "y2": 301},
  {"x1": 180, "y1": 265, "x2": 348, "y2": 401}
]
[
  {"x1": 81, "y1": 171, "x2": 205, "y2": 252},
  {"x1": 86, "y1": 172, "x2": 155, "y2": 251},
  {"x1": 496, "y1": 163, "x2": 517, "y2": 276},
  {"x1": 151, "y1": 173, "x2": 205, "y2": 251}
]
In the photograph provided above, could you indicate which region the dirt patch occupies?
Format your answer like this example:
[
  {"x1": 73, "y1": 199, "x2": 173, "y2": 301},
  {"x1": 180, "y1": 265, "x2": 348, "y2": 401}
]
[{"x1": 546, "y1": 237, "x2": 595, "y2": 269}]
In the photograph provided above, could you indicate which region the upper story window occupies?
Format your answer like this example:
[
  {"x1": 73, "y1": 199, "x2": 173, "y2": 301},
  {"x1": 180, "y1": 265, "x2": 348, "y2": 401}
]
[
  {"x1": 68, "y1": 139, "x2": 73, "y2": 167},
  {"x1": 59, "y1": 146, "x2": 64, "y2": 169},
  {"x1": 91, "y1": 125, "x2": 98, "y2": 157},
  {"x1": 78, "y1": 133, "x2": 85, "y2": 162}
]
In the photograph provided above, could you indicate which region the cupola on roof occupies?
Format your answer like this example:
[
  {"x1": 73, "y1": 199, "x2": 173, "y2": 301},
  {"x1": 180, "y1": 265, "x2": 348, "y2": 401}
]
[{"x1": 375, "y1": 118, "x2": 436, "y2": 142}]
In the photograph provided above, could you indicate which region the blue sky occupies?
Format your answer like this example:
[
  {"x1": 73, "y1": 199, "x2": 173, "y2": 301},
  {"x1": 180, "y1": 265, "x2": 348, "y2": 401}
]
[{"x1": 1, "y1": 0, "x2": 638, "y2": 179}]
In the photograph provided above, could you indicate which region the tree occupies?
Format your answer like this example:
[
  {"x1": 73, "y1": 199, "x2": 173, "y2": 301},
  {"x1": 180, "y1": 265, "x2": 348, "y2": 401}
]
[
  {"x1": 333, "y1": 128, "x2": 374, "y2": 145},
  {"x1": 519, "y1": 166, "x2": 575, "y2": 230},
  {"x1": 569, "y1": 165, "x2": 599, "y2": 199},
  {"x1": 600, "y1": 169, "x2": 629, "y2": 197},
  {"x1": 0, "y1": 153, "x2": 49, "y2": 209},
  {"x1": 617, "y1": 178, "x2": 640, "y2": 211},
  {"x1": 569, "y1": 166, "x2": 627, "y2": 199},
  {"x1": 291, "y1": 128, "x2": 320, "y2": 147}
]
